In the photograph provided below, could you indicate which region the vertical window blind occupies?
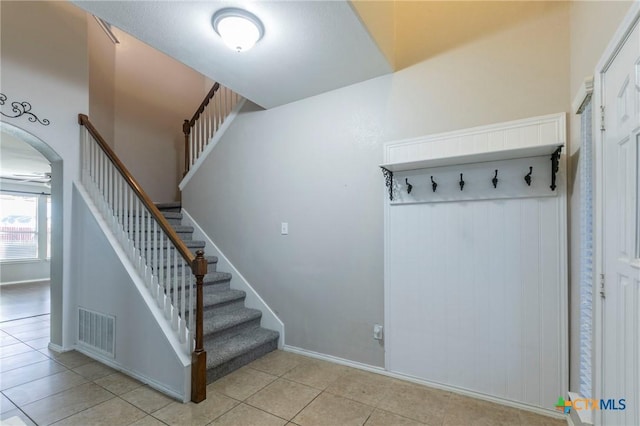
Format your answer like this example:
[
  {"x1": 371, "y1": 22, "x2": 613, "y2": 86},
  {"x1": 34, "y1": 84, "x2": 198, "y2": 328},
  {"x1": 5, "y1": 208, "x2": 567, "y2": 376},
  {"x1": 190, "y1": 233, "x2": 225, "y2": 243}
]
[{"x1": 579, "y1": 101, "x2": 593, "y2": 399}]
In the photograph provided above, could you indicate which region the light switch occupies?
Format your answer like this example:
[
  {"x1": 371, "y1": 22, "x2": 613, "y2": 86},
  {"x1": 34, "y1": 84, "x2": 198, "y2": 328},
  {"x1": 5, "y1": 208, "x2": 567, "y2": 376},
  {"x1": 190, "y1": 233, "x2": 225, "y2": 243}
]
[{"x1": 281, "y1": 222, "x2": 288, "y2": 235}]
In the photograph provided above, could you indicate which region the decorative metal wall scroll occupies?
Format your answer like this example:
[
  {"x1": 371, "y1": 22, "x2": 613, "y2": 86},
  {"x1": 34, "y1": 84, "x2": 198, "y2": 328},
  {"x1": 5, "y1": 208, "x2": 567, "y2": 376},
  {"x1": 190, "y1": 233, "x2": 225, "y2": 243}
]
[
  {"x1": 381, "y1": 167, "x2": 394, "y2": 201},
  {"x1": 549, "y1": 146, "x2": 562, "y2": 191},
  {"x1": 0, "y1": 93, "x2": 50, "y2": 126}
]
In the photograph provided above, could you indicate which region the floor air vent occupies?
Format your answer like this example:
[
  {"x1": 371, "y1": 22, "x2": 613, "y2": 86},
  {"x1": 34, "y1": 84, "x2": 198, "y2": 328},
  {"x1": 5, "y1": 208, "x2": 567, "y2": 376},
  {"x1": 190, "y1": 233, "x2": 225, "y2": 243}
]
[{"x1": 78, "y1": 307, "x2": 115, "y2": 357}]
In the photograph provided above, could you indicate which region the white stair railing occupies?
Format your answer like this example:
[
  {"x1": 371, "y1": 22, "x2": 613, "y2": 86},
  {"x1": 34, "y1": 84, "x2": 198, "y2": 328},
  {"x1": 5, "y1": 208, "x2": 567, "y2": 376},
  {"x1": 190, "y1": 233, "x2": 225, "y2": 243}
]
[
  {"x1": 183, "y1": 83, "x2": 242, "y2": 173},
  {"x1": 78, "y1": 114, "x2": 203, "y2": 357}
]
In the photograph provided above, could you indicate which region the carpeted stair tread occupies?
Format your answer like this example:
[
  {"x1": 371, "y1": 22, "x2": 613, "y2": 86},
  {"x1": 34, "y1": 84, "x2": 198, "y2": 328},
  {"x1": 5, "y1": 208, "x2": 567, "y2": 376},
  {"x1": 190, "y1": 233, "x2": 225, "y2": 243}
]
[
  {"x1": 155, "y1": 202, "x2": 182, "y2": 210},
  {"x1": 204, "y1": 327, "x2": 280, "y2": 370},
  {"x1": 204, "y1": 288, "x2": 245, "y2": 306},
  {"x1": 143, "y1": 240, "x2": 205, "y2": 249},
  {"x1": 203, "y1": 271, "x2": 232, "y2": 284},
  {"x1": 202, "y1": 307, "x2": 261, "y2": 334},
  {"x1": 160, "y1": 255, "x2": 218, "y2": 269}
]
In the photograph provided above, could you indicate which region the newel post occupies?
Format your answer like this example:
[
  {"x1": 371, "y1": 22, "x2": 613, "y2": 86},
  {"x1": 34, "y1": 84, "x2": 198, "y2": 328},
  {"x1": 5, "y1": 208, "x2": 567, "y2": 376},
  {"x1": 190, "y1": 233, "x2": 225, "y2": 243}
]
[
  {"x1": 183, "y1": 119, "x2": 191, "y2": 176},
  {"x1": 191, "y1": 250, "x2": 208, "y2": 403}
]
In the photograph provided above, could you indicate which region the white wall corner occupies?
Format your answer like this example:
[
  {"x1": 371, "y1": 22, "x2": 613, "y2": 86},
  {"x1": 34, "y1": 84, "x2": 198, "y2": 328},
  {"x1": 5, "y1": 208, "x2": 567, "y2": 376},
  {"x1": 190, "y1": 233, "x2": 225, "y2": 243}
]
[
  {"x1": 179, "y1": 98, "x2": 246, "y2": 191},
  {"x1": 180, "y1": 208, "x2": 284, "y2": 348}
]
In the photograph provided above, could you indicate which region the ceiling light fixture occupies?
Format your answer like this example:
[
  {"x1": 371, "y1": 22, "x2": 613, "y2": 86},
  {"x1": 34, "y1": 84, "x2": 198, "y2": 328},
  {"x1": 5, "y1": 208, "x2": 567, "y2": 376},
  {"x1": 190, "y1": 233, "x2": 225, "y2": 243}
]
[{"x1": 212, "y1": 8, "x2": 264, "y2": 53}]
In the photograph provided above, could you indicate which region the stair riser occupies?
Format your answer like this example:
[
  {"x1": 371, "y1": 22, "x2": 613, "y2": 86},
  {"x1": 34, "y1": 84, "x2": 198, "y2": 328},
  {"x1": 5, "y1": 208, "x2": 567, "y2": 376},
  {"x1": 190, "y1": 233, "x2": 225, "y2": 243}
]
[
  {"x1": 206, "y1": 338, "x2": 278, "y2": 383},
  {"x1": 206, "y1": 298, "x2": 246, "y2": 315},
  {"x1": 203, "y1": 319, "x2": 261, "y2": 345},
  {"x1": 126, "y1": 232, "x2": 194, "y2": 241}
]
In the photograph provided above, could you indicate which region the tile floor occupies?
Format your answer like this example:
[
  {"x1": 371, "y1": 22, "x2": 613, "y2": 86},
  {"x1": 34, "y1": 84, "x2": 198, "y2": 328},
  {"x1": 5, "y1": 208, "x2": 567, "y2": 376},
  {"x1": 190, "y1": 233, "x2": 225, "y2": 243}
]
[
  {"x1": 0, "y1": 282, "x2": 50, "y2": 322},
  {"x1": 0, "y1": 315, "x2": 567, "y2": 426}
]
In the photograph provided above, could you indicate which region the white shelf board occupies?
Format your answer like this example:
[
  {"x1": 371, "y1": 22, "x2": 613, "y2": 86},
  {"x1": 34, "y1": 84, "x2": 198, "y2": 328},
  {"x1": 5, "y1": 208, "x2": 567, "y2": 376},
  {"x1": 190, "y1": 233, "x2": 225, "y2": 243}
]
[{"x1": 380, "y1": 142, "x2": 564, "y2": 172}]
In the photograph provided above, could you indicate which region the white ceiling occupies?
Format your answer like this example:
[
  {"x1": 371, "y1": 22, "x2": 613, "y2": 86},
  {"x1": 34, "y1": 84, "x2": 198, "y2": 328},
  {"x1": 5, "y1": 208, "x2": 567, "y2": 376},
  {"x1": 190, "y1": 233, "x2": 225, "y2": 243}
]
[
  {"x1": 0, "y1": 131, "x2": 51, "y2": 184},
  {"x1": 72, "y1": 1, "x2": 392, "y2": 109}
]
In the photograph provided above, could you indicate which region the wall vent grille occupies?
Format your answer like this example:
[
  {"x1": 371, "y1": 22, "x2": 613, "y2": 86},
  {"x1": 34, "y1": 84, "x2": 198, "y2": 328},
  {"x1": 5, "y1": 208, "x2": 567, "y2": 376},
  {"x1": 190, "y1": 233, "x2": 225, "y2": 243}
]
[{"x1": 77, "y1": 307, "x2": 115, "y2": 358}]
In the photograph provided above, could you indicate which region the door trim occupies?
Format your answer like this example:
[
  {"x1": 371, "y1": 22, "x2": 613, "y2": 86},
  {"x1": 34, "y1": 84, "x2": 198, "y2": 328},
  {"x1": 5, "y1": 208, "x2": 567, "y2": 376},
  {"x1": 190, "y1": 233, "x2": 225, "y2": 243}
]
[{"x1": 593, "y1": 3, "x2": 640, "y2": 425}]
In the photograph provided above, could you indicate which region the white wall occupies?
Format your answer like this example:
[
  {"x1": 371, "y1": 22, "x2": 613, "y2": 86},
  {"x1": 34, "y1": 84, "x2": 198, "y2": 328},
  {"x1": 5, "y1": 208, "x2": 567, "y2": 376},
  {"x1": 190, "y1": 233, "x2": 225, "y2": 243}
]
[
  {"x1": 182, "y1": 3, "x2": 570, "y2": 367},
  {"x1": 567, "y1": 0, "x2": 632, "y2": 393},
  {"x1": 88, "y1": 16, "x2": 116, "y2": 147},
  {"x1": 72, "y1": 186, "x2": 189, "y2": 400},
  {"x1": 0, "y1": 1, "x2": 88, "y2": 348},
  {"x1": 111, "y1": 29, "x2": 206, "y2": 203}
]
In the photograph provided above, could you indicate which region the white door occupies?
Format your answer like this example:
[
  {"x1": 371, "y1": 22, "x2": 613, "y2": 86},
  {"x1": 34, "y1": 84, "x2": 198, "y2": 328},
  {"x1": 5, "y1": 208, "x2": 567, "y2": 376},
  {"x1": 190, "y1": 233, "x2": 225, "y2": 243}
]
[{"x1": 600, "y1": 16, "x2": 640, "y2": 426}]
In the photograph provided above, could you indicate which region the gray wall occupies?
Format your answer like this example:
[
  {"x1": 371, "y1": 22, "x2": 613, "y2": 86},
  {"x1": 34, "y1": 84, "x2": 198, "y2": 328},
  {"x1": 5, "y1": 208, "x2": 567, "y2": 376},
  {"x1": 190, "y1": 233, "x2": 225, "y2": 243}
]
[{"x1": 183, "y1": 2, "x2": 571, "y2": 367}]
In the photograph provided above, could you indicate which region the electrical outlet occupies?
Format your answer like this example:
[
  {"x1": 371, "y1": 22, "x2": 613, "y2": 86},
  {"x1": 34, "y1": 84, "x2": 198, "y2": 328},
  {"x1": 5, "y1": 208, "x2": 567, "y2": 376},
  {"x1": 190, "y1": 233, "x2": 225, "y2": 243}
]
[
  {"x1": 373, "y1": 324, "x2": 383, "y2": 340},
  {"x1": 281, "y1": 222, "x2": 288, "y2": 235}
]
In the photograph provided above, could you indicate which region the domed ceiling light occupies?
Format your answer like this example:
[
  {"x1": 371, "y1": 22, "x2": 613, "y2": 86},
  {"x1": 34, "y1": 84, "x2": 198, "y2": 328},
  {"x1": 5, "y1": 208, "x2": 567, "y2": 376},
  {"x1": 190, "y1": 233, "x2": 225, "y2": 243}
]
[{"x1": 212, "y1": 8, "x2": 264, "y2": 52}]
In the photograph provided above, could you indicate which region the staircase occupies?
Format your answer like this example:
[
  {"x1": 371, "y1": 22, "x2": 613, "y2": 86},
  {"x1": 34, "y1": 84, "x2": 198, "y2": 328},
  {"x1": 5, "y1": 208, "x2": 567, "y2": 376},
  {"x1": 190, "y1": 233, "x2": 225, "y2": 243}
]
[{"x1": 155, "y1": 202, "x2": 279, "y2": 383}]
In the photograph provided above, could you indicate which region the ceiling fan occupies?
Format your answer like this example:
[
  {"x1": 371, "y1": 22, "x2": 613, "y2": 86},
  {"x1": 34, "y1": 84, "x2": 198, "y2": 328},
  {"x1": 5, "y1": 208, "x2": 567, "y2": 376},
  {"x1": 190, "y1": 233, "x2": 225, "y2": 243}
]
[{"x1": 4, "y1": 172, "x2": 52, "y2": 186}]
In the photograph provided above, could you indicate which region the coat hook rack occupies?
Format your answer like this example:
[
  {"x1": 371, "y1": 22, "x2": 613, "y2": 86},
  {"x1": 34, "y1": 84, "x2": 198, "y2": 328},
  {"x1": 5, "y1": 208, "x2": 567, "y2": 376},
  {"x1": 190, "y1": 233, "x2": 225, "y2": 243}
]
[
  {"x1": 550, "y1": 146, "x2": 562, "y2": 191},
  {"x1": 405, "y1": 178, "x2": 413, "y2": 194},
  {"x1": 431, "y1": 176, "x2": 437, "y2": 192},
  {"x1": 459, "y1": 173, "x2": 465, "y2": 191},
  {"x1": 492, "y1": 170, "x2": 499, "y2": 188},
  {"x1": 525, "y1": 166, "x2": 533, "y2": 186}
]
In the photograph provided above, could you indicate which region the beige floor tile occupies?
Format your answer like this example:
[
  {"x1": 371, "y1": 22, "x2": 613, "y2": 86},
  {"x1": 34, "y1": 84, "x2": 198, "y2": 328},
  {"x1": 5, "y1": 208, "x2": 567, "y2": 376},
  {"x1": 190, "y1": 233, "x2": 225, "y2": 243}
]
[
  {"x1": 152, "y1": 390, "x2": 237, "y2": 426},
  {"x1": 0, "y1": 408, "x2": 37, "y2": 426},
  {"x1": 325, "y1": 370, "x2": 390, "y2": 406},
  {"x1": 94, "y1": 372, "x2": 143, "y2": 395},
  {"x1": 0, "y1": 349, "x2": 49, "y2": 372},
  {"x1": 51, "y1": 397, "x2": 147, "y2": 426},
  {"x1": 2, "y1": 370, "x2": 88, "y2": 406},
  {"x1": 248, "y1": 351, "x2": 305, "y2": 377},
  {"x1": 21, "y1": 382, "x2": 114, "y2": 425},
  {"x1": 442, "y1": 394, "x2": 521, "y2": 426},
  {"x1": 377, "y1": 381, "x2": 450, "y2": 425},
  {"x1": 519, "y1": 411, "x2": 567, "y2": 426},
  {"x1": 282, "y1": 359, "x2": 347, "y2": 390},
  {"x1": 129, "y1": 415, "x2": 168, "y2": 426},
  {"x1": 24, "y1": 336, "x2": 51, "y2": 350},
  {"x1": 0, "y1": 334, "x2": 20, "y2": 348},
  {"x1": 208, "y1": 366, "x2": 277, "y2": 400},
  {"x1": 246, "y1": 378, "x2": 320, "y2": 420},
  {"x1": 72, "y1": 361, "x2": 115, "y2": 380},
  {"x1": 0, "y1": 316, "x2": 49, "y2": 329},
  {"x1": 0, "y1": 359, "x2": 67, "y2": 391},
  {"x1": 210, "y1": 403, "x2": 287, "y2": 426},
  {"x1": 0, "y1": 393, "x2": 17, "y2": 414},
  {"x1": 1, "y1": 320, "x2": 50, "y2": 334},
  {"x1": 0, "y1": 342, "x2": 34, "y2": 359},
  {"x1": 9, "y1": 328, "x2": 49, "y2": 341},
  {"x1": 292, "y1": 392, "x2": 373, "y2": 426},
  {"x1": 120, "y1": 386, "x2": 174, "y2": 414},
  {"x1": 40, "y1": 350, "x2": 94, "y2": 369},
  {"x1": 364, "y1": 409, "x2": 425, "y2": 426}
]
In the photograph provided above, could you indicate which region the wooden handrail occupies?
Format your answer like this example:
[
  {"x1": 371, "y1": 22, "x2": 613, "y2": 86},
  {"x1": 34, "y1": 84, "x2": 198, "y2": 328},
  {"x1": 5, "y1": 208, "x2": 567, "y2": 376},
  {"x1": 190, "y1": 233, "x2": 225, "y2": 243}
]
[
  {"x1": 78, "y1": 114, "x2": 195, "y2": 265},
  {"x1": 183, "y1": 83, "x2": 220, "y2": 174}
]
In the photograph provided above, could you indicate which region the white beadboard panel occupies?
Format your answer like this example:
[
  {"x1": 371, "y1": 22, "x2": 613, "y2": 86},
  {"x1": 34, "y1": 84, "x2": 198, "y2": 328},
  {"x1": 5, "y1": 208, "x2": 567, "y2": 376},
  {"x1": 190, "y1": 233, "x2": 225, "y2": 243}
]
[
  {"x1": 383, "y1": 113, "x2": 567, "y2": 413},
  {"x1": 385, "y1": 113, "x2": 565, "y2": 165},
  {"x1": 386, "y1": 196, "x2": 565, "y2": 411}
]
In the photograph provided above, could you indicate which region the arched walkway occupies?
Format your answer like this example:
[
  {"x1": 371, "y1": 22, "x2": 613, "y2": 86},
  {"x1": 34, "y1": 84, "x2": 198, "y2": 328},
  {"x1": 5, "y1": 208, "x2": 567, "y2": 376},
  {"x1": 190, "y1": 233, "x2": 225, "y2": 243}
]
[{"x1": 0, "y1": 121, "x2": 64, "y2": 348}]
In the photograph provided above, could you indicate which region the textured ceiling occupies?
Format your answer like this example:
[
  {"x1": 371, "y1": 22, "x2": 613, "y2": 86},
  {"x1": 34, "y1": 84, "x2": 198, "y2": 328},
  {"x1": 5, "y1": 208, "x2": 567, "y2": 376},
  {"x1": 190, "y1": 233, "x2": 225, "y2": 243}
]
[{"x1": 72, "y1": 1, "x2": 392, "y2": 109}]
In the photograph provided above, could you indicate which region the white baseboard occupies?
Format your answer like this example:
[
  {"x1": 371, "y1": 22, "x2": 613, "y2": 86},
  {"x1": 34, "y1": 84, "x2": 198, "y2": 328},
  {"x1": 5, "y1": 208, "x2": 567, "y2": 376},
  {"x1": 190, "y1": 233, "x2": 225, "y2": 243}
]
[
  {"x1": 73, "y1": 345, "x2": 187, "y2": 402},
  {"x1": 47, "y1": 342, "x2": 69, "y2": 353},
  {"x1": 180, "y1": 209, "x2": 284, "y2": 348},
  {"x1": 179, "y1": 98, "x2": 246, "y2": 191},
  {"x1": 0, "y1": 278, "x2": 50, "y2": 286},
  {"x1": 284, "y1": 345, "x2": 568, "y2": 422}
]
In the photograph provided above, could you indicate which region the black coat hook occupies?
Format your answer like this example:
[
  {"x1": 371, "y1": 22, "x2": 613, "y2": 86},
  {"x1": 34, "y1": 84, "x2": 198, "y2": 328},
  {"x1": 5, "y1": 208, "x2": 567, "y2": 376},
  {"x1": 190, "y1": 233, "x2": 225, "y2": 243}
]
[
  {"x1": 525, "y1": 166, "x2": 533, "y2": 186},
  {"x1": 459, "y1": 173, "x2": 465, "y2": 191},
  {"x1": 492, "y1": 170, "x2": 498, "y2": 188},
  {"x1": 431, "y1": 176, "x2": 437, "y2": 192},
  {"x1": 405, "y1": 178, "x2": 413, "y2": 194}
]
